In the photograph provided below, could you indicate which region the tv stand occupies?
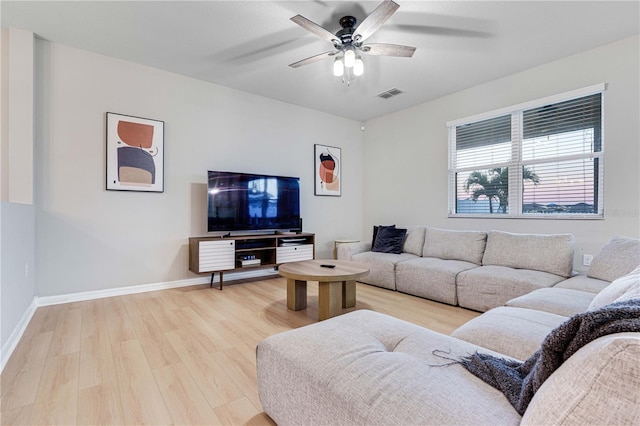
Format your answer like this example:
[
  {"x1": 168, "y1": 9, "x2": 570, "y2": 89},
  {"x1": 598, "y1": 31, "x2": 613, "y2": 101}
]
[{"x1": 188, "y1": 233, "x2": 315, "y2": 289}]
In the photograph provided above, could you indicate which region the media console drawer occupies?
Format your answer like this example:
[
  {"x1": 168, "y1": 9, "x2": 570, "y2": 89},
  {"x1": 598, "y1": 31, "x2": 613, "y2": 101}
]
[
  {"x1": 197, "y1": 240, "x2": 235, "y2": 272},
  {"x1": 276, "y1": 244, "x2": 314, "y2": 263}
]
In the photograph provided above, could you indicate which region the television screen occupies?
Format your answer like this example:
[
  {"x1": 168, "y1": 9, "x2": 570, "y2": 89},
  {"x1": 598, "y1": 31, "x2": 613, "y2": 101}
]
[{"x1": 207, "y1": 171, "x2": 301, "y2": 233}]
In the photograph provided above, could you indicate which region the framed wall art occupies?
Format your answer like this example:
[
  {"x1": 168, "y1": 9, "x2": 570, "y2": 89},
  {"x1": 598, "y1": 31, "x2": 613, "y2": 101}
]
[
  {"x1": 314, "y1": 144, "x2": 341, "y2": 196},
  {"x1": 106, "y1": 112, "x2": 164, "y2": 192}
]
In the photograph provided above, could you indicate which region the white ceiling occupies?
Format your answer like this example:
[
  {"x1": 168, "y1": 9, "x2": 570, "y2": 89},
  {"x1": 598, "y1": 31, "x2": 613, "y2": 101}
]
[{"x1": 2, "y1": 1, "x2": 639, "y2": 122}]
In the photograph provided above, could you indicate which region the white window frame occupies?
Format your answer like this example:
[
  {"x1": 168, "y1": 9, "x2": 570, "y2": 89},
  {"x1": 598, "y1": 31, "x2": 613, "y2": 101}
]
[{"x1": 447, "y1": 83, "x2": 605, "y2": 219}]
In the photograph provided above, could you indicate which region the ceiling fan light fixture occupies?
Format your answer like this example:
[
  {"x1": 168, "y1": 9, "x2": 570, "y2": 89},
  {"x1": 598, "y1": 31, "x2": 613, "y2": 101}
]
[
  {"x1": 343, "y1": 46, "x2": 356, "y2": 68},
  {"x1": 353, "y1": 56, "x2": 364, "y2": 76},
  {"x1": 333, "y1": 56, "x2": 344, "y2": 77}
]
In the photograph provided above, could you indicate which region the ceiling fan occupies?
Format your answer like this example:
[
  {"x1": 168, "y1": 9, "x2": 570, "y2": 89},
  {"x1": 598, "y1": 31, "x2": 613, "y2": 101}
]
[{"x1": 289, "y1": 0, "x2": 415, "y2": 80}]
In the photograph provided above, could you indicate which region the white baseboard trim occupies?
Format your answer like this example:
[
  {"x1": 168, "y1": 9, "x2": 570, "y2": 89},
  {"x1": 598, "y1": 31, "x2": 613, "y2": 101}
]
[
  {"x1": 1, "y1": 298, "x2": 37, "y2": 373},
  {"x1": 36, "y1": 267, "x2": 280, "y2": 307}
]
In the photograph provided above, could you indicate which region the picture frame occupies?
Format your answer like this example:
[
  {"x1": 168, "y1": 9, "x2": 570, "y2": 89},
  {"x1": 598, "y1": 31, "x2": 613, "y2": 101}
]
[
  {"x1": 314, "y1": 144, "x2": 341, "y2": 196},
  {"x1": 106, "y1": 112, "x2": 164, "y2": 192}
]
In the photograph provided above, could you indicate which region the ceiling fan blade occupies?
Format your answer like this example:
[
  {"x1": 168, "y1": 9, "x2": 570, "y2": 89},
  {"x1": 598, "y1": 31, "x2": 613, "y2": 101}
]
[
  {"x1": 289, "y1": 51, "x2": 337, "y2": 68},
  {"x1": 353, "y1": 0, "x2": 400, "y2": 43},
  {"x1": 291, "y1": 15, "x2": 341, "y2": 46},
  {"x1": 361, "y1": 43, "x2": 416, "y2": 57}
]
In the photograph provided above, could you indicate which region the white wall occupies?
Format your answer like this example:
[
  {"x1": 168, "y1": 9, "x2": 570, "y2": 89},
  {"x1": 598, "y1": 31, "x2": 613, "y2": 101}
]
[
  {"x1": 363, "y1": 36, "x2": 640, "y2": 270},
  {"x1": 34, "y1": 40, "x2": 364, "y2": 297},
  {"x1": 0, "y1": 28, "x2": 37, "y2": 367}
]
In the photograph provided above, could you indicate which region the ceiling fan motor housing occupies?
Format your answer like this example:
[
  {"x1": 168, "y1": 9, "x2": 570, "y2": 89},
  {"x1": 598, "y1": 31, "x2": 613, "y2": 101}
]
[{"x1": 336, "y1": 16, "x2": 358, "y2": 47}]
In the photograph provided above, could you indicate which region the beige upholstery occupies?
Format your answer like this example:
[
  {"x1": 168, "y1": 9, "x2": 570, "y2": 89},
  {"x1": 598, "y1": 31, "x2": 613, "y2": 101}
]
[
  {"x1": 257, "y1": 310, "x2": 521, "y2": 426},
  {"x1": 351, "y1": 251, "x2": 418, "y2": 290},
  {"x1": 482, "y1": 231, "x2": 574, "y2": 277},
  {"x1": 587, "y1": 236, "x2": 640, "y2": 282},
  {"x1": 505, "y1": 287, "x2": 595, "y2": 317},
  {"x1": 554, "y1": 275, "x2": 609, "y2": 293},
  {"x1": 522, "y1": 333, "x2": 640, "y2": 425},
  {"x1": 396, "y1": 257, "x2": 478, "y2": 305},
  {"x1": 450, "y1": 306, "x2": 566, "y2": 360},
  {"x1": 456, "y1": 265, "x2": 565, "y2": 312},
  {"x1": 402, "y1": 226, "x2": 426, "y2": 256},
  {"x1": 422, "y1": 227, "x2": 487, "y2": 264},
  {"x1": 588, "y1": 265, "x2": 640, "y2": 310}
]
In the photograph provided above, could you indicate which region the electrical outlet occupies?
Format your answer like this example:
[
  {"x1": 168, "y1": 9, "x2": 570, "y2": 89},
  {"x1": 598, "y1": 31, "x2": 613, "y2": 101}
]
[
  {"x1": 582, "y1": 254, "x2": 593, "y2": 266},
  {"x1": 25, "y1": 263, "x2": 29, "y2": 278}
]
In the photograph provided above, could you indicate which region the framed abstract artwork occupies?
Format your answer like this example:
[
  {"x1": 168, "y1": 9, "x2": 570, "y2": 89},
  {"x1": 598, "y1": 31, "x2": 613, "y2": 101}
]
[
  {"x1": 314, "y1": 144, "x2": 341, "y2": 196},
  {"x1": 106, "y1": 112, "x2": 164, "y2": 192}
]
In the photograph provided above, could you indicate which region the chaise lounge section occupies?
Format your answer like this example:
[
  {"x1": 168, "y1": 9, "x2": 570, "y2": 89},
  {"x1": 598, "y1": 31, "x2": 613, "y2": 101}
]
[{"x1": 257, "y1": 262, "x2": 640, "y2": 425}]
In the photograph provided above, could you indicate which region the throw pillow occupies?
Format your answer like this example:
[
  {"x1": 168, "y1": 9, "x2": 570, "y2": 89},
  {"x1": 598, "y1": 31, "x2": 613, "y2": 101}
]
[
  {"x1": 372, "y1": 227, "x2": 407, "y2": 254},
  {"x1": 372, "y1": 224, "x2": 395, "y2": 248},
  {"x1": 587, "y1": 236, "x2": 640, "y2": 282},
  {"x1": 588, "y1": 265, "x2": 640, "y2": 311}
]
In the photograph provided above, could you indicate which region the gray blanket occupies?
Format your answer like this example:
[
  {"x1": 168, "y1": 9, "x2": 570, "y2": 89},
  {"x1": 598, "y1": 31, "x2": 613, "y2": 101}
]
[{"x1": 458, "y1": 299, "x2": 640, "y2": 415}]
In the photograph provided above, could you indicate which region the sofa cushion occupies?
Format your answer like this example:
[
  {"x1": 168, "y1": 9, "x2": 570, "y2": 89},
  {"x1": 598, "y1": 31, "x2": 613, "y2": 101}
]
[
  {"x1": 451, "y1": 306, "x2": 567, "y2": 361},
  {"x1": 554, "y1": 275, "x2": 610, "y2": 293},
  {"x1": 372, "y1": 226, "x2": 407, "y2": 254},
  {"x1": 395, "y1": 257, "x2": 478, "y2": 305},
  {"x1": 587, "y1": 236, "x2": 640, "y2": 282},
  {"x1": 521, "y1": 333, "x2": 640, "y2": 425},
  {"x1": 257, "y1": 310, "x2": 522, "y2": 426},
  {"x1": 482, "y1": 231, "x2": 574, "y2": 277},
  {"x1": 505, "y1": 288, "x2": 595, "y2": 317},
  {"x1": 351, "y1": 251, "x2": 418, "y2": 290},
  {"x1": 457, "y1": 265, "x2": 566, "y2": 312},
  {"x1": 422, "y1": 227, "x2": 487, "y2": 264},
  {"x1": 402, "y1": 226, "x2": 426, "y2": 256},
  {"x1": 588, "y1": 265, "x2": 640, "y2": 311}
]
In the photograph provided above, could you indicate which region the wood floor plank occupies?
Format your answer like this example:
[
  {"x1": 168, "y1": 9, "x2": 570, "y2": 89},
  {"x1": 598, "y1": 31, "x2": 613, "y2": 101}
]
[
  {"x1": 128, "y1": 313, "x2": 181, "y2": 370},
  {"x1": 111, "y1": 339, "x2": 172, "y2": 425},
  {"x1": 1, "y1": 331, "x2": 54, "y2": 411},
  {"x1": 154, "y1": 362, "x2": 222, "y2": 425},
  {"x1": 165, "y1": 329, "x2": 245, "y2": 408},
  {"x1": 213, "y1": 397, "x2": 269, "y2": 426},
  {"x1": 77, "y1": 380, "x2": 124, "y2": 425},
  {"x1": 0, "y1": 277, "x2": 479, "y2": 425},
  {"x1": 29, "y1": 352, "x2": 79, "y2": 425}
]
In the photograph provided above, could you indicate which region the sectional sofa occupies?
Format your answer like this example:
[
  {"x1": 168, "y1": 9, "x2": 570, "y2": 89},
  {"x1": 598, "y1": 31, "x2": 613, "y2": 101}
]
[
  {"x1": 338, "y1": 227, "x2": 579, "y2": 311},
  {"x1": 257, "y1": 255, "x2": 640, "y2": 425}
]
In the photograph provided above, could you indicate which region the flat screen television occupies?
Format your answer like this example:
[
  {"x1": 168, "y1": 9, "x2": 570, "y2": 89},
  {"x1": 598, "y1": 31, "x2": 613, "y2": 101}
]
[{"x1": 207, "y1": 171, "x2": 301, "y2": 233}]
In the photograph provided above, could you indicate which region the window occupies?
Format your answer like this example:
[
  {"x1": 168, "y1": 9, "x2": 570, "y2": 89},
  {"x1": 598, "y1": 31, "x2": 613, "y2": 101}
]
[{"x1": 448, "y1": 84, "x2": 604, "y2": 218}]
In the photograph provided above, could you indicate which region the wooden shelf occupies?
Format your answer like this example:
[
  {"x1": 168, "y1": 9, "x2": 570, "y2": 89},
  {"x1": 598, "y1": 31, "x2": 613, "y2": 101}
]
[{"x1": 189, "y1": 233, "x2": 315, "y2": 289}]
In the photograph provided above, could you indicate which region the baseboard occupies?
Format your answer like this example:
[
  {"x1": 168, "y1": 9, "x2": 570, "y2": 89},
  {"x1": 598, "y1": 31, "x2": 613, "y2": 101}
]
[
  {"x1": 36, "y1": 267, "x2": 279, "y2": 307},
  {"x1": 1, "y1": 298, "x2": 37, "y2": 373}
]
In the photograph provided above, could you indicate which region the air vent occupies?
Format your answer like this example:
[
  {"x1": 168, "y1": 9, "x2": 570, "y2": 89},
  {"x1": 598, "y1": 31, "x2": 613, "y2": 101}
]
[{"x1": 377, "y1": 88, "x2": 404, "y2": 99}]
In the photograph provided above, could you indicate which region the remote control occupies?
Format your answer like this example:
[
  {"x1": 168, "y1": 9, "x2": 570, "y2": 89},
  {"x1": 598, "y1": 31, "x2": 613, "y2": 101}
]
[{"x1": 320, "y1": 264, "x2": 336, "y2": 268}]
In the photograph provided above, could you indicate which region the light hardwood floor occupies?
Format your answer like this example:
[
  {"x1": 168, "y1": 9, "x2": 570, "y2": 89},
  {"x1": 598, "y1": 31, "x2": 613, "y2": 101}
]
[{"x1": 1, "y1": 277, "x2": 480, "y2": 425}]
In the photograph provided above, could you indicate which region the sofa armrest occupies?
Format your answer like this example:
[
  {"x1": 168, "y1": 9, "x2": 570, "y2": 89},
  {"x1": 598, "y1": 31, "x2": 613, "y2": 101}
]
[{"x1": 337, "y1": 241, "x2": 372, "y2": 260}]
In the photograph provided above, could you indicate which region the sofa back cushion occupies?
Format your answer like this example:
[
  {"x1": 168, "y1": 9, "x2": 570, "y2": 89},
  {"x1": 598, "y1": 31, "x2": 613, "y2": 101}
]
[
  {"x1": 422, "y1": 228, "x2": 487, "y2": 265},
  {"x1": 482, "y1": 231, "x2": 574, "y2": 277},
  {"x1": 521, "y1": 332, "x2": 640, "y2": 426},
  {"x1": 587, "y1": 236, "x2": 640, "y2": 282},
  {"x1": 588, "y1": 265, "x2": 640, "y2": 311},
  {"x1": 402, "y1": 227, "x2": 426, "y2": 256}
]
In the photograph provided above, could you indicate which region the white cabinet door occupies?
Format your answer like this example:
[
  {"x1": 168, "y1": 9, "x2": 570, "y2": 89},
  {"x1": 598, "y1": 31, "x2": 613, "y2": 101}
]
[
  {"x1": 276, "y1": 244, "x2": 314, "y2": 264},
  {"x1": 199, "y1": 240, "x2": 235, "y2": 272}
]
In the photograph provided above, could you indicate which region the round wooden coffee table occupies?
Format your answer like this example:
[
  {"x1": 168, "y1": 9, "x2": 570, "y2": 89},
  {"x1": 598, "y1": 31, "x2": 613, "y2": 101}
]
[{"x1": 279, "y1": 259, "x2": 370, "y2": 321}]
